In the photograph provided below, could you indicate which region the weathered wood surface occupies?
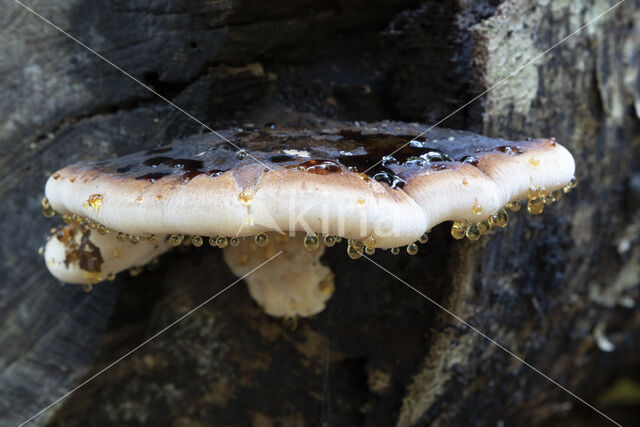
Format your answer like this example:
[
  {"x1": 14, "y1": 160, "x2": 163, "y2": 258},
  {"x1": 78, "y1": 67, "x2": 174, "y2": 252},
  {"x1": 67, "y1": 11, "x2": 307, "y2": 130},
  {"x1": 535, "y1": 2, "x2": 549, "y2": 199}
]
[{"x1": 1, "y1": 0, "x2": 639, "y2": 426}]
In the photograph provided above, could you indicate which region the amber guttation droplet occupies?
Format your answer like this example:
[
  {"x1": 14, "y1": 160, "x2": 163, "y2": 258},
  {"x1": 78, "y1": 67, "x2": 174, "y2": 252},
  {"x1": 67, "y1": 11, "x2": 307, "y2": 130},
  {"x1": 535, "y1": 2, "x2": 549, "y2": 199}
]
[
  {"x1": 551, "y1": 190, "x2": 562, "y2": 202},
  {"x1": 41, "y1": 197, "x2": 55, "y2": 218},
  {"x1": 507, "y1": 200, "x2": 521, "y2": 212},
  {"x1": 365, "y1": 247, "x2": 375, "y2": 255},
  {"x1": 466, "y1": 223, "x2": 481, "y2": 241},
  {"x1": 84, "y1": 271, "x2": 102, "y2": 285},
  {"x1": 528, "y1": 198, "x2": 544, "y2": 215},
  {"x1": 335, "y1": 236, "x2": 343, "y2": 243},
  {"x1": 390, "y1": 247, "x2": 400, "y2": 255},
  {"x1": 53, "y1": 173, "x2": 60, "y2": 179},
  {"x1": 451, "y1": 221, "x2": 467, "y2": 240},
  {"x1": 255, "y1": 233, "x2": 268, "y2": 247},
  {"x1": 471, "y1": 200, "x2": 483, "y2": 216},
  {"x1": 192, "y1": 235, "x2": 203, "y2": 247},
  {"x1": 230, "y1": 237, "x2": 240, "y2": 247},
  {"x1": 493, "y1": 209, "x2": 508, "y2": 228},
  {"x1": 323, "y1": 234, "x2": 336, "y2": 247},
  {"x1": 347, "y1": 240, "x2": 364, "y2": 259},
  {"x1": 107, "y1": 272, "x2": 116, "y2": 281},
  {"x1": 169, "y1": 234, "x2": 184, "y2": 246},
  {"x1": 238, "y1": 190, "x2": 253, "y2": 205},
  {"x1": 130, "y1": 235, "x2": 140, "y2": 244},
  {"x1": 354, "y1": 172, "x2": 371, "y2": 182},
  {"x1": 304, "y1": 233, "x2": 320, "y2": 251},
  {"x1": 209, "y1": 236, "x2": 217, "y2": 247},
  {"x1": 83, "y1": 283, "x2": 93, "y2": 292},
  {"x1": 364, "y1": 235, "x2": 376, "y2": 250},
  {"x1": 216, "y1": 236, "x2": 229, "y2": 248},
  {"x1": 147, "y1": 234, "x2": 158, "y2": 241},
  {"x1": 116, "y1": 232, "x2": 126, "y2": 240},
  {"x1": 570, "y1": 177, "x2": 578, "y2": 188},
  {"x1": 407, "y1": 243, "x2": 418, "y2": 255},
  {"x1": 486, "y1": 215, "x2": 496, "y2": 230},
  {"x1": 479, "y1": 220, "x2": 491, "y2": 235},
  {"x1": 418, "y1": 232, "x2": 429, "y2": 244},
  {"x1": 236, "y1": 150, "x2": 248, "y2": 159},
  {"x1": 129, "y1": 266, "x2": 143, "y2": 277},
  {"x1": 546, "y1": 137, "x2": 557, "y2": 146},
  {"x1": 529, "y1": 157, "x2": 540, "y2": 168}
]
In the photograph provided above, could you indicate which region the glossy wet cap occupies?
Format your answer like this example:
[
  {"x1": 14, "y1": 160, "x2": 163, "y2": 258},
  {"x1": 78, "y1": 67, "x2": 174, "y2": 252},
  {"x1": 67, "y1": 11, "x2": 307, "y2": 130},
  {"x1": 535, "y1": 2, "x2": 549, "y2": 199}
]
[{"x1": 44, "y1": 122, "x2": 575, "y2": 250}]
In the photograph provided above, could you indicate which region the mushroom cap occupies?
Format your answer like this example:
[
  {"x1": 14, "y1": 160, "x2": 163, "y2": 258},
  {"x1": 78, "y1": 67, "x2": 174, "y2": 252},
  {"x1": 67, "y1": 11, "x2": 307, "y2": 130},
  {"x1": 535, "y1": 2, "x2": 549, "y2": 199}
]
[{"x1": 44, "y1": 122, "x2": 575, "y2": 249}]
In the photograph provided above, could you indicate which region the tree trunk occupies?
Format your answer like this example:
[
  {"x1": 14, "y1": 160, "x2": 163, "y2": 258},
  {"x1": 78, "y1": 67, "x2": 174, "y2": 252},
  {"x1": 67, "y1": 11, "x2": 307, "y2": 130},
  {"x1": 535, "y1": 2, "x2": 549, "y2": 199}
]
[{"x1": 1, "y1": 0, "x2": 639, "y2": 426}]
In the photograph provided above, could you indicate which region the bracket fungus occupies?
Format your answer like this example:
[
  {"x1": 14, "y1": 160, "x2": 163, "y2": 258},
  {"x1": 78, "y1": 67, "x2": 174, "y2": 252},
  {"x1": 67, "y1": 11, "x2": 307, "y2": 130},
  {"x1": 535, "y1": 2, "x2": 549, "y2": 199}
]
[{"x1": 41, "y1": 122, "x2": 576, "y2": 317}]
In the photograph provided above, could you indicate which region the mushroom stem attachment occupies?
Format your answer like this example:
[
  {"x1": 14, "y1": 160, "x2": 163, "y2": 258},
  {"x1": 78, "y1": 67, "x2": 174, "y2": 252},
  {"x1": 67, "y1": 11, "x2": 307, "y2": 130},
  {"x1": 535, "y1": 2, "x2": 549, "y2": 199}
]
[{"x1": 223, "y1": 232, "x2": 335, "y2": 317}]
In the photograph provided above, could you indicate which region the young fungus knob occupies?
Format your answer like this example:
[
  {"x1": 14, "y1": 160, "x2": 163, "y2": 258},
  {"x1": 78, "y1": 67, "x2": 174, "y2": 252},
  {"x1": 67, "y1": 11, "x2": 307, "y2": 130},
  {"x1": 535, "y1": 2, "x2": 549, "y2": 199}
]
[{"x1": 223, "y1": 233, "x2": 334, "y2": 317}]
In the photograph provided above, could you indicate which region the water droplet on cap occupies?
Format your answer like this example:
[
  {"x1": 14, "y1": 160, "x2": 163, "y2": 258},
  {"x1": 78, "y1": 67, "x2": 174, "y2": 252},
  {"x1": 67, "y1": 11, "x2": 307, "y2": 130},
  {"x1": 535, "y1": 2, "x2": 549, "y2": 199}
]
[
  {"x1": 255, "y1": 233, "x2": 269, "y2": 247},
  {"x1": 451, "y1": 221, "x2": 467, "y2": 240},
  {"x1": 507, "y1": 200, "x2": 521, "y2": 212},
  {"x1": 169, "y1": 234, "x2": 184, "y2": 246},
  {"x1": 192, "y1": 235, "x2": 203, "y2": 247},
  {"x1": 323, "y1": 234, "x2": 336, "y2": 247},
  {"x1": 238, "y1": 190, "x2": 253, "y2": 205},
  {"x1": 216, "y1": 236, "x2": 229, "y2": 248},
  {"x1": 304, "y1": 233, "x2": 319, "y2": 251},
  {"x1": 41, "y1": 197, "x2": 55, "y2": 218},
  {"x1": 466, "y1": 223, "x2": 481, "y2": 240},
  {"x1": 493, "y1": 209, "x2": 508, "y2": 227},
  {"x1": 479, "y1": 220, "x2": 491, "y2": 235},
  {"x1": 528, "y1": 198, "x2": 544, "y2": 215},
  {"x1": 364, "y1": 235, "x2": 376, "y2": 250},
  {"x1": 347, "y1": 241, "x2": 364, "y2": 259}
]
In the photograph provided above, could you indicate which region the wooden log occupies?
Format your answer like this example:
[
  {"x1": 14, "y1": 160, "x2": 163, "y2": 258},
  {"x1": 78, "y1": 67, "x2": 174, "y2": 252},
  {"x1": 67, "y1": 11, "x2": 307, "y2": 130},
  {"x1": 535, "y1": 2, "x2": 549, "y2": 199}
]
[{"x1": 1, "y1": 0, "x2": 639, "y2": 426}]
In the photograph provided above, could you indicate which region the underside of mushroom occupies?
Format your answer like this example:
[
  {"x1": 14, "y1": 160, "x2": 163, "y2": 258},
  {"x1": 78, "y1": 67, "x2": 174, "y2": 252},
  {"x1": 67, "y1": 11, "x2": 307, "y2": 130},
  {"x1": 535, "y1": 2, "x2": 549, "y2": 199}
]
[{"x1": 41, "y1": 121, "x2": 576, "y2": 317}]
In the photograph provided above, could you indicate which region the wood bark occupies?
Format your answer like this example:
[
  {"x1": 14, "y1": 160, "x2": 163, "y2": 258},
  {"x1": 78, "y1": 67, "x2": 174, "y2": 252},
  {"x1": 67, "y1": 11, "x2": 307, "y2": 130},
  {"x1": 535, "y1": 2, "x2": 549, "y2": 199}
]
[{"x1": 1, "y1": 0, "x2": 639, "y2": 426}]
